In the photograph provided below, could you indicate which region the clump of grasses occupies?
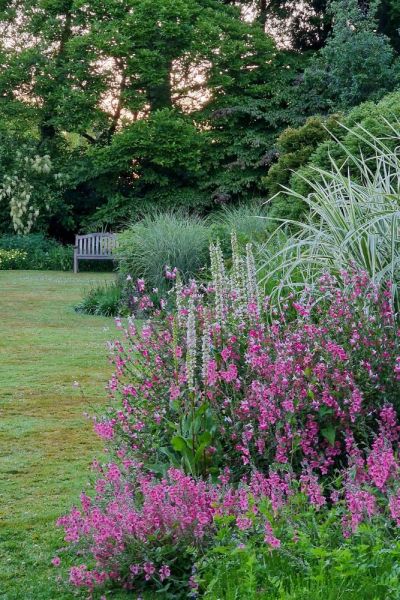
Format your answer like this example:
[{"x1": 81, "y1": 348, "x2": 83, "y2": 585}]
[
  {"x1": 75, "y1": 281, "x2": 122, "y2": 317},
  {"x1": 260, "y1": 127, "x2": 400, "y2": 309},
  {"x1": 116, "y1": 211, "x2": 210, "y2": 292}
]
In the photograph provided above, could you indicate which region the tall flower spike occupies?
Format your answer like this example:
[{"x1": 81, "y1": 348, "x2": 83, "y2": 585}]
[
  {"x1": 186, "y1": 296, "x2": 197, "y2": 392},
  {"x1": 175, "y1": 272, "x2": 184, "y2": 328}
]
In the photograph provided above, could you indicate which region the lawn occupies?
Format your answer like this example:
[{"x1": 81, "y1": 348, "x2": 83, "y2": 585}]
[{"x1": 0, "y1": 271, "x2": 117, "y2": 599}]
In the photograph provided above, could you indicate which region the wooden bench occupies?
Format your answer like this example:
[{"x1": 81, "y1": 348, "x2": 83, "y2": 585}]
[{"x1": 74, "y1": 233, "x2": 117, "y2": 273}]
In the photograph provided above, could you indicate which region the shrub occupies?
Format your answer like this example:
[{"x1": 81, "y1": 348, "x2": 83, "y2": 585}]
[
  {"x1": 75, "y1": 281, "x2": 122, "y2": 317},
  {"x1": 262, "y1": 115, "x2": 343, "y2": 221},
  {"x1": 0, "y1": 234, "x2": 73, "y2": 270},
  {"x1": 116, "y1": 212, "x2": 210, "y2": 293},
  {"x1": 264, "y1": 91, "x2": 400, "y2": 221},
  {"x1": 103, "y1": 255, "x2": 399, "y2": 481},
  {"x1": 0, "y1": 249, "x2": 28, "y2": 269},
  {"x1": 285, "y1": 91, "x2": 400, "y2": 214}
]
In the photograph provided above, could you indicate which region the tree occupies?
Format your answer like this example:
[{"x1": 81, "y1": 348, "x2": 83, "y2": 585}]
[
  {"x1": 301, "y1": 0, "x2": 400, "y2": 113},
  {"x1": 0, "y1": 0, "x2": 305, "y2": 234},
  {"x1": 264, "y1": 0, "x2": 332, "y2": 50},
  {"x1": 199, "y1": 33, "x2": 305, "y2": 204},
  {"x1": 377, "y1": 0, "x2": 400, "y2": 53}
]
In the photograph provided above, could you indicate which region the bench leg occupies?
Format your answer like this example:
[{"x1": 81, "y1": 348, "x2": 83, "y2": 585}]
[{"x1": 73, "y1": 251, "x2": 79, "y2": 274}]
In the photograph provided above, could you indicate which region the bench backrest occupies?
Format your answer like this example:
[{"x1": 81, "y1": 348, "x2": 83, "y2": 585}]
[{"x1": 75, "y1": 233, "x2": 117, "y2": 257}]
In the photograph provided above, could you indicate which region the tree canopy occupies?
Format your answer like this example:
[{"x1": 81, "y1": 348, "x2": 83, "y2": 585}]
[{"x1": 0, "y1": 0, "x2": 398, "y2": 237}]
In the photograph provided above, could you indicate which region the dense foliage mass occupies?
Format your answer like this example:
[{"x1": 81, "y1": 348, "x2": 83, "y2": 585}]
[
  {"x1": 0, "y1": 233, "x2": 73, "y2": 270},
  {"x1": 0, "y1": 0, "x2": 399, "y2": 239},
  {"x1": 263, "y1": 90, "x2": 400, "y2": 219}
]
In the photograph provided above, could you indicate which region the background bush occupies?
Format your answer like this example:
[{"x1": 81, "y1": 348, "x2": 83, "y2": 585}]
[
  {"x1": 266, "y1": 90, "x2": 400, "y2": 221},
  {"x1": 0, "y1": 234, "x2": 73, "y2": 270},
  {"x1": 116, "y1": 212, "x2": 211, "y2": 292},
  {"x1": 0, "y1": 249, "x2": 28, "y2": 269},
  {"x1": 262, "y1": 115, "x2": 343, "y2": 221}
]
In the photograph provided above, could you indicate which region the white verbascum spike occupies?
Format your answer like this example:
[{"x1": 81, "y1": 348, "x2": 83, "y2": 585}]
[
  {"x1": 230, "y1": 231, "x2": 247, "y2": 319},
  {"x1": 175, "y1": 273, "x2": 184, "y2": 328},
  {"x1": 201, "y1": 312, "x2": 212, "y2": 385},
  {"x1": 210, "y1": 240, "x2": 226, "y2": 325}
]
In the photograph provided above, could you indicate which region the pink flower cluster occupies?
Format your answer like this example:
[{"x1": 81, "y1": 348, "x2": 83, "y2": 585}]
[
  {"x1": 57, "y1": 464, "x2": 286, "y2": 591},
  {"x1": 57, "y1": 466, "x2": 218, "y2": 591},
  {"x1": 59, "y1": 262, "x2": 399, "y2": 596},
  {"x1": 106, "y1": 270, "x2": 399, "y2": 486}
]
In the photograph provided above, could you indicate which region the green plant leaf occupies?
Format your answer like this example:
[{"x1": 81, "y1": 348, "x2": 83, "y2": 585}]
[
  {"x1": 321, "y1": 425, "x2": 336, "y2": 445},
  {"x1": 171, "y1": 435, "x2": 188, "y2": 452}
]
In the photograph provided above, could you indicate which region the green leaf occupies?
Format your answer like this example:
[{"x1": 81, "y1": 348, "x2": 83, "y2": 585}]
[
  {"x1": 171, "y1": 436, "x2": 188, "y2": 452},
  {"x1": 318, "y1": 406, "x2": 334, "y2": 419},
  {"x1": 321, "y1": 425, "x2": 336, "y2": 445},
  {"x1": 198, "y1": 431, "x2": 212, "y2": 445},
  {"x1": 195, "y1": 402, "x2": 209, "y2": 419}
]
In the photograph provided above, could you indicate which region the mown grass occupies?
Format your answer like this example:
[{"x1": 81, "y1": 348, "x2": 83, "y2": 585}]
[{"x1": 0, "y1": 271, "x2": 118, "y2": 599}]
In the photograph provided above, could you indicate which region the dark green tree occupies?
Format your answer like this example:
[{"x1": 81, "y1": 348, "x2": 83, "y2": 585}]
[
  {"x1": 301, "y1": 0, "x2": 400, "y2": 113},
  {"x1": 377, "y1": 0, "x2": 400, "y2": 53},
  {"x1": 200, "y1": 36, "x2": 305, "y2": 204}
]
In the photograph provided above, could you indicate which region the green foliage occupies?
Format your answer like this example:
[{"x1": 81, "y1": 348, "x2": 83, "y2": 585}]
[
  {"x1": 84, "y1": 109, "x2": 208, "y2": 224},
  {"x1": 116, "y1": 212, "x2": 211, "y2": 291},
  {"x1": 291, "y1": 90, "x2": 400, "y2": 197},
  {"x1": 302, "y1": 0, "x2": 400, "y2": 113},
  {"x1": 0, "y1": 0, "x2": 307, "y2": 235},
  {"x1": 0, "y1": 234, "x2": 73, "y2": 270},
  {"x1": 266, "y1": 90, "x2": 400, "y2": 219},
  {"x1": 0, "y1": 0, "x2": 398, "y2": 238},
  {"x1": 200, "y1": 38, "x2": 305, "y2": 205},
  {"x1": 263, "y1": 114, "x2": 343, "y2": 220},
  {"x1": 75, "y1": 281, "x2": 122, "y2": 317},
  {"x1": 163, "y1": 401, "x2": 221, "y2": 478},
  {"x1": 197, "y1": 498, "x2": 400, "y2": 599}
]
